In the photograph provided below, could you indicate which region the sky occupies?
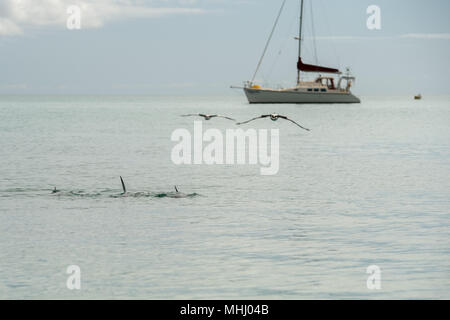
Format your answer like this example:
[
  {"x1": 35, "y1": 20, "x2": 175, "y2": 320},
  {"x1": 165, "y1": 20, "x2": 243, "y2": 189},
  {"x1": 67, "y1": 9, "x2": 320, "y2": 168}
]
[{"x1": 0, "y1": 0, "x2": 449, "y2": 95}]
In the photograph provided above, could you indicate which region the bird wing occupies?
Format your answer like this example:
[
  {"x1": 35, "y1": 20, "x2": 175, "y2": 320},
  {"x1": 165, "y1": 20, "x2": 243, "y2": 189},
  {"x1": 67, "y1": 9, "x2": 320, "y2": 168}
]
[
  {"x1": 279, "y1": 116, "x2": 310, "y2": 131},
  {"x1": 216, "y1": 115, "x2": 236, "y2": 121},
  {"x1": 237, "y1": 115, "x2": 268, "y2": 125},
  {"x1": 181, "y1": 114, "x2": 200, "y2": 117}
]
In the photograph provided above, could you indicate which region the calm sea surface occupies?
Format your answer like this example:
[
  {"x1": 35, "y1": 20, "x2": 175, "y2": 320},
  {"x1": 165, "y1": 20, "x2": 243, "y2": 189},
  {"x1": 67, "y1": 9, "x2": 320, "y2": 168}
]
[{"x1": 0, "y1": 94, "x2": 449, "y2": 299}]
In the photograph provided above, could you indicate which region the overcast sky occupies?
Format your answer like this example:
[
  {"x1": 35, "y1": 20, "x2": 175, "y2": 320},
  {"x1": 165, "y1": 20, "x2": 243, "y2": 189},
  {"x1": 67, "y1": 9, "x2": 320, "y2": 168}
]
[{"x1": 0, "y1": 0, "x2": 449, "y2": 95}]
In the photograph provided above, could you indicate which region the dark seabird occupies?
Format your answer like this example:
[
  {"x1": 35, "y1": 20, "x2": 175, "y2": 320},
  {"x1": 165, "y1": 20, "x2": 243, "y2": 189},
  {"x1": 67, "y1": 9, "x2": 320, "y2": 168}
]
[
  {"x1": 181, "y1": 114, "x2": 236, "y2": 121},
  {"x1": 237, "y1": 113, "x2": 310, "y2": 131}
]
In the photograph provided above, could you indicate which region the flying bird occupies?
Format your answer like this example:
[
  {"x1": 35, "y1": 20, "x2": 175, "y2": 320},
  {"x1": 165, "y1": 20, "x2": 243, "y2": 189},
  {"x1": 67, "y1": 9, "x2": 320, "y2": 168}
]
[
  {"x1": 237, "y1": 114, "x2": 310, "y2": 131},
  {"x1": 181, "y1": 114, "x2": 236, "y2": 122}
]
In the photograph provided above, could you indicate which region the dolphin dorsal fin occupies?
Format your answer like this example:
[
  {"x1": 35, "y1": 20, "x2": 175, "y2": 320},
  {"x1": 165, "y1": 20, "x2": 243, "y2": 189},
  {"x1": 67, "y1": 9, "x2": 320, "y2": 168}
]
[{"x1": 120, "y1": 176, "x2": 126, "y2": 194}]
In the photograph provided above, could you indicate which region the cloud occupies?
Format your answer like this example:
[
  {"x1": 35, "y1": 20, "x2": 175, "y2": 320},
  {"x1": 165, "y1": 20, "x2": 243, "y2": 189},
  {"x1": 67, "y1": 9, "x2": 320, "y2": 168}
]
[
  {"x1": 0, "y1": 17, "x2": 23, "y2": 35},
  {"x1": 310, "y1": 36, "x2": 374, "y2": 41},
  {"x1": 309, "y1": 33, "x2": 450, "y2": 41},
  {"x1": 400, "y1": 33, "x2": 450, "y2": 40},
  {"x1": 0, "y1": 0, "x2": 205, "y2": 36}
]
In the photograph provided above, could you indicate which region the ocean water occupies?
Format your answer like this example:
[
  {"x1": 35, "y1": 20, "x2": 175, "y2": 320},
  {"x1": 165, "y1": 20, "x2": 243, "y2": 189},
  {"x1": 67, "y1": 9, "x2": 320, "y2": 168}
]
[{"x1": 0, "y1": 94, "x2": 449, "y2": 299}]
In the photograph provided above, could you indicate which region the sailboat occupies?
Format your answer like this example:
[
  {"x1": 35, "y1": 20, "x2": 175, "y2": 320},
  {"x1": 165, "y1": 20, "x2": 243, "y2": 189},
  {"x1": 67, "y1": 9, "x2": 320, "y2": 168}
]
[{"x1": 240, "y1": 0, "x2": 360, "y2": 104}]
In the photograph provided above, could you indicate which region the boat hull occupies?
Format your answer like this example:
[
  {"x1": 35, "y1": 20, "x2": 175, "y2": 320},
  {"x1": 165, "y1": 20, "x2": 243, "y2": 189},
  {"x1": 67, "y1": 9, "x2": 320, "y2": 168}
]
[{"x1": 244, "y1": 88, "x2": 361, "y2": 104}]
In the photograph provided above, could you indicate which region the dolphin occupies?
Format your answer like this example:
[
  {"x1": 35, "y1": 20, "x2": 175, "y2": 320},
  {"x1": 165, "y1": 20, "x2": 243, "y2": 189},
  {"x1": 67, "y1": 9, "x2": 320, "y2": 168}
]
[
  {"x1": 120, "y1": 176, "x2": 127, "y2": 195},
  {"x1": 172, "y1": 185, "x2": 185, "y2": 198}
]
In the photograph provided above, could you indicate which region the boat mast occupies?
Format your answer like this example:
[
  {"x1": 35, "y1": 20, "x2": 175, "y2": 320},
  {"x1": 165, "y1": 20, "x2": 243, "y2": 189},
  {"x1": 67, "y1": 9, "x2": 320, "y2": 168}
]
[
  {"x1": 250, "y1": 0, "x2": 287, "y2": 85},
  {"x1": 297, "y1": 0, "x2": 304, "y2": 85}
]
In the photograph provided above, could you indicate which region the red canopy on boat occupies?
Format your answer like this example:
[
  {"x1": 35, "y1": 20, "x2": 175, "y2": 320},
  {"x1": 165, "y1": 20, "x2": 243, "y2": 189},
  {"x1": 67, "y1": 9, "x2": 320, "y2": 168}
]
[{"x1": 297, "y1": 57, "x2": 340, "y2": 74}]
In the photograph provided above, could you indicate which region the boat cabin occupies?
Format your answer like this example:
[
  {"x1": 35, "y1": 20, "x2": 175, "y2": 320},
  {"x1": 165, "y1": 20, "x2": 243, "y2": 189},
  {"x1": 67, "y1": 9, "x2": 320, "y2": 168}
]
[{"x1": 315, "y1": 76, "x2": 336, "y2": 90}]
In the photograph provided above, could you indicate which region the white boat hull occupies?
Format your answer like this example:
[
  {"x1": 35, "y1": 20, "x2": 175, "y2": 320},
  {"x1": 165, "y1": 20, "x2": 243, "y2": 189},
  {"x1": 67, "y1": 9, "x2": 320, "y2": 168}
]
[{"x1": 244, "y1": 88, "x2": 361, "y2": 104}]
